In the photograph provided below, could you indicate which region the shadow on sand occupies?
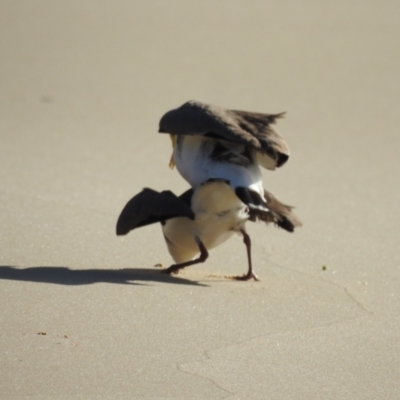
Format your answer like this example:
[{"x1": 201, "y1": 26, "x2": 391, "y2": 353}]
[{"x1": 0, "y1": 265, "x2": 206, "y2": 287}]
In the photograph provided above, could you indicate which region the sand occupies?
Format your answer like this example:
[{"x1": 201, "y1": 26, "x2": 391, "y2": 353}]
[{"x1": 1, "y1": 1, "x2": 400, "y2": 399}]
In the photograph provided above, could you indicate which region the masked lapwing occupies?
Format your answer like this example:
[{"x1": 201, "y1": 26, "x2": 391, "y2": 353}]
[{"x1": 116, "y1": 179, "x2": 301, "y2": 281}]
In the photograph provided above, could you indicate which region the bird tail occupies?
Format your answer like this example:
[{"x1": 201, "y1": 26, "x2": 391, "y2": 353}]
[
  {"x1": 234, "y1": 187, "x2": 302, "y2": 232},
  {"x1": 261, "y1": 189, "x2": 302, "y2": 232}
]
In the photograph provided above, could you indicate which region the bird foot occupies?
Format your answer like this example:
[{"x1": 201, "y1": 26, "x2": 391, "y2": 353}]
[
  {"x1": 234, "y1": 272, "x2": 260, "y2": 281},
  {"x1": 162, "y1": 265, "x2": 181, "y2": 275}
]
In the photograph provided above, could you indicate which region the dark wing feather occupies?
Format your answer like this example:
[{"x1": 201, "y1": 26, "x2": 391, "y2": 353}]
[
  {"x1": 235, "y1": 187, "x2": 270, "y2": 221},
  {"x1": 159, "y1": 100, "x2": 290, "y2": 168},
  {"x1": 230, "y1": 110, "x2": 289, "y2": 167},
  {"x1": 178, "y1": 188, "x2": 194, "y2": 207},
  {"x1": 116, "y1": 188, "x2": 194, "y2": 236},
  {"x1": 235, "y1": 187, "x2": 302, "y2": 232},
  {"x1": 261, "y1": 189, "x2": 302, "y2": 232},
  {"x1": 159, "y1": 100, "x2": 252, "y2": 145}
]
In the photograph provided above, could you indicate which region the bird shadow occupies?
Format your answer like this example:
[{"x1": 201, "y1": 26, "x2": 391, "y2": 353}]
[{"x1": 0, "y1": 265, "x2": 207, "y2": 287}]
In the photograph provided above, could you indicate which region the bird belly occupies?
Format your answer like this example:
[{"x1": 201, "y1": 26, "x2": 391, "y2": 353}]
[
  {"x1": 199, "y1": 220, "x2": 236, "y2": 250},
  {"x1": 173, "y1": 136, "x2": 211, "y2": 187},
  {"x1": 174, "y1": 136, "x2": 265, "y2": 198},
  {"x1": 162, "y1": 217, "x2": 200, "y2": 263},
  {"x1": 162, "y1": 213, "x2": 244, "y2": 263}
]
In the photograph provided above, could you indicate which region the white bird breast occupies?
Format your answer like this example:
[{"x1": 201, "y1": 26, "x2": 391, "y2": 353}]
[
  {"x1": 173, "y1": 135, "x2": 265, "y2": 198},
  {"x1": 162, "y1": 213, "x2": 244, "y2": 263},
  {"x1": 162, "y1": 180, "x2": 249, "y2": 263}
]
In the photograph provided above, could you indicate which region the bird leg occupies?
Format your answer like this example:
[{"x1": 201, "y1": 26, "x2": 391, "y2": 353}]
[
  {"x1": 164, "y1": 237, "x2": 209, "y2": 275},
  {"x1": 235, "y1": 229, "x2": 259, "y2": 281}
]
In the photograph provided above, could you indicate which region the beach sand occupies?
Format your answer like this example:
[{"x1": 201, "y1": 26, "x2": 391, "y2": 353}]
[{"x1": 1, "y1": 1, "x2": 399, "y2": 398}]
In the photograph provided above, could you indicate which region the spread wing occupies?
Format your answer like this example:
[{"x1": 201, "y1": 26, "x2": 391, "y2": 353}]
[
  {"x1": 159, "y1": 100, "x2": 290, "y2": 169},
  {"x1": 261, "y1": 189, "x2": 302, "y2": 232},
  {"x1": 116, "y1": 188, "x2": 194, "y2": 235},
  {"x1": 235, "y1": 187, "x2": 302, "y2": 232}
]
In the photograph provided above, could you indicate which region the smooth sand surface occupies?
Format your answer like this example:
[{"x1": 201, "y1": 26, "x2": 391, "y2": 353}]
[{"x1": 1, "y1": 1, "x2": 400, "y2": 399}]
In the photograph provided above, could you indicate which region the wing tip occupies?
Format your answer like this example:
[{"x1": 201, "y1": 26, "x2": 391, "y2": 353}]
[
  {"x1": 276, "y1": 153, "x2": 290, "y2": 167},
  {"x1": 274, "y1": 111, "x2": 287, "y2": 120},
  {"x1": 276, "y1": 216, "x2": 302, "y2": 232},
  {"x1": 116, "y1": 218, "x2": 130, "y2": 236}
]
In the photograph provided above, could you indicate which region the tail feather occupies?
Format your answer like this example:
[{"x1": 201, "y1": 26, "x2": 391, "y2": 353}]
[
  {"x1": 235, "y1": 187, "x2": 302, "y2": 232},
  {"x1": 261, "y1": 190, "x2": 302, "y2": 232}
]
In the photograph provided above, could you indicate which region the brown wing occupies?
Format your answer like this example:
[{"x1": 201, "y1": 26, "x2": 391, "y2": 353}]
[
  {"x1": 261, "y1": 189, "x2": 302, "y2": 232},
  {"x1": 116, "y1": 188, "x2": 194, "y2": 236},
  {"x1": 233, "y1": 187, "x2": 301, "y2": 232},
  {"x1": 159, "y1": 100, "x2": 290, "y2": 168},
  {"x1": 230, "y1": 109, "x2": 289, "y2": 167}
]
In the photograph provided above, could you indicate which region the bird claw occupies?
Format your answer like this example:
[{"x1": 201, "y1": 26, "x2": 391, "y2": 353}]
[
  {"x1": 162, "y1": 265, "x2": 181, "y2": 275},
  {"x1": 234, "y1": 272, "x2": 259, "y2": 281}
]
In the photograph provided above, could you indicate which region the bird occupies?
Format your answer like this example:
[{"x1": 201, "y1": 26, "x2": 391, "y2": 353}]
[
  {"x1": 158, "y1": 100, "x2": 291, "y2": 205},
  {"x1": 116, "y1": 179, "x2": 301, "y2": 281}
]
